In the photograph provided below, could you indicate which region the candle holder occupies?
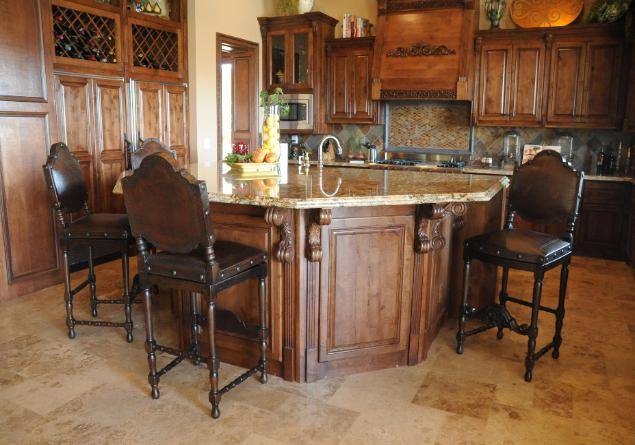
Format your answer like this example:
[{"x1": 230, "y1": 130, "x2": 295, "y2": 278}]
[{"x1": 485, "y1": 0, "x2": 506, "y2": 29}]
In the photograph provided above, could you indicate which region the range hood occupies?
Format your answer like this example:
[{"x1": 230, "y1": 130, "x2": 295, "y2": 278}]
[{"x1": 371, "y1": 0, "x2": 476, "y2": 101}]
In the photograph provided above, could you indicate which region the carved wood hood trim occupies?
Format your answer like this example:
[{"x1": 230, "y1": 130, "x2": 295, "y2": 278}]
[
  {"x1": 380, "y1": 0, "x2": 473, "y2": 14},
  {"x1": 386, "y1": 42, "x2": 456, "y2": 57},
  {"x1": 381, "y1": 89, "x2": 457, "y2": 99}
]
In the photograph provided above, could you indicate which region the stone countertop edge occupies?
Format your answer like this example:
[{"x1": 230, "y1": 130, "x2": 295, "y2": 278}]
[
  {"x1": 207, "y1": 176, "x2": 510, "y2": 209},
  {"x1": 297, "y1": 160, "x2": 634, "y2": 184}
]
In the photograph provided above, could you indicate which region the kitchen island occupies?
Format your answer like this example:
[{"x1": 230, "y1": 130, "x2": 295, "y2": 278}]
[{"x1": 162, "y1": 163, "x2": 508, "y2": 382}]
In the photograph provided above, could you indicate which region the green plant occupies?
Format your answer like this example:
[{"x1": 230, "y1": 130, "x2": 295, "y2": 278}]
[
  {"x1": 224, "y1": 153, "x2": 252, "y2": 163},
  {"x1": 259, "y1": 87, "x2": 289, "y2": 114}
]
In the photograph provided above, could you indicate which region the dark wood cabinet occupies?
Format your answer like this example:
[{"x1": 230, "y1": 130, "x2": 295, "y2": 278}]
[
  {"x1": 575, "y1": 180, "x2": 630, "y2": 260},
  {"x1": 55, "y1": 74, "x2": 127, "y2": 213},
  {"x1": 132, "y1": 80, "x2": 189, "y2": 167},
  {"x1": 547, "y1": 34, "x2": 624, "y2": 128},
  {"x1": 326, "y1": 37, "x2": 379, "y2": 125},
  {"x1": 259, "y1": 13, "x2": 337, "y2": 134},
  {"x1": 475, "y1": 25, "x2": 626, "y2": 129},
  {"x1": 623, "y1": 46, "x2": 635, "y2": 132},
  {"x1": 0, "y1": 0, "x2": 62, "y2": 300},
  {"x1": 475, "y1": 37, "x2": 544, "y2": 126}
]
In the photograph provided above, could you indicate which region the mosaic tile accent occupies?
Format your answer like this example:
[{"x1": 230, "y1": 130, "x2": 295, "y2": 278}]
[{"x1": 386, "y1": 102, "x2": 471, "y2": 151}]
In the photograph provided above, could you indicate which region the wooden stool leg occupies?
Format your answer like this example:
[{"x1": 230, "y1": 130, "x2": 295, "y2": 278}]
[
  {"x1": 207, "y1": 295, "x2": 221, "y2": 419},
  {"x1": 258, "y1": 276, "x2": 268, "y2": 384},
  {"x1": 191, "y1": 293, "x2": 200, "y2": 365},
  {"x1": 524, "y1": 271, "x2": 544, "y2": 382},
  {"x1": 497, "y1": 266, "x2": 510, "y2": 340},
  {"x1": 63, "y1": 249, "x2": 76, "y2": 339},
  {"x1": 122, "y1": 251, "x2": 133, "y2": 343},
  {"x1": 456, "y1": 259, "x2": 471, "y2": 354},
  {"x1": 88, "y1": 246, "x2": 98, "y2": 318},
  {"x1": 143, "y1": 287, "x2": 160, "y2": 399},
  {"x1": 552, "y1": 261, "x2": 570, "y2": 359}
]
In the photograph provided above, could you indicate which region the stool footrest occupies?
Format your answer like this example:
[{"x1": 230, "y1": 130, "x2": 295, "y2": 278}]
[
  {"x1": 218, "y1": 364, "x2": 264, "y2": 397},
  {"x1": 71, "y1": 280, "x2": 90, "y2": 296},
  {"x1": 74, "y1": 319, "x2": 127, "y2": 328},
  {"x1": 504, "y1": 296, "x2": 557, "y2": 315},
  {"x1": 533, "y1": 341, "x2": 555, "y2": 361},
  {"x1": 465, "y1": 304, "x2": 530, "y2": 336}
]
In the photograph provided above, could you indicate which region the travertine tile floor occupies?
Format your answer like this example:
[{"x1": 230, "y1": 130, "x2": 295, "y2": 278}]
[{"x1": 0, "y1": 256, "x2": 633, "y2": 444}]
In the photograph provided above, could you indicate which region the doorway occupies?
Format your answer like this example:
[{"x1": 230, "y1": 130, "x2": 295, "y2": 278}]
[{"x1": 216, "y1": 33, "x2": 259, "y2": 160}]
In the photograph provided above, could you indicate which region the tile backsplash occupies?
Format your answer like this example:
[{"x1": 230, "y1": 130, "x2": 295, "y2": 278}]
[{"x1": 473, "y1": 127, "x2": 635, "y2": 172}]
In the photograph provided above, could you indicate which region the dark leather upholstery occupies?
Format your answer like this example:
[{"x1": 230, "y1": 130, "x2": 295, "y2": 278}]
[
  {"x1": 131, "y1": 138, "x2": 177, "y2": 170},
  {"x1": 122, "y1": 154, "x2": 267, "y2": 285},
  {"x1": 466, "y1": 229, "x2": 571, "y2": 265},
  {"x1": 464, "y1": 150, "x2": 583, "y2": 269},
  {"x1": 146, "y1": 241, "x2": 267, "y2": 283},
  {"x1": 508, "y1": 149, "x2": 582, "y2": 226},
  {"x1": 44, "y1": 142, "x2": 89, "y2": 214}
]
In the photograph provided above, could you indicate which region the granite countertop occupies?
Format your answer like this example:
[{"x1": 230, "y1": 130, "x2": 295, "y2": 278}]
[
  {"x1": 296, "y1": 160, "x2": 634, "y2": 183},
  {"x1": 185, "y1": 162, "x2": 509, "y2": 209}
]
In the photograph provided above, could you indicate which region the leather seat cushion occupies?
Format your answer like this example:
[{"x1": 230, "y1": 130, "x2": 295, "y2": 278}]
[
  {"x1": 144, "y1": 240, "x2": 267, "y2": 283},
  {"x1": 465, "y1": 229, "x2": 571, "y2": 264},
  {"x1": 65, "y1": 214, "x2": 130, "y2": 240}
]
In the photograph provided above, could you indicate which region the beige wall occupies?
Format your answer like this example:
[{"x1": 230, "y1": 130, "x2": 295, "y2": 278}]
[{"x1": 188, "y1": 0, "x2": 378, "y2": 162}]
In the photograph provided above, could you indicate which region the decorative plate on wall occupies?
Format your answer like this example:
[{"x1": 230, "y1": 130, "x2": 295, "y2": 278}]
[{"x1": 510, "y1": 0, "x2": 584, "y2": 28}]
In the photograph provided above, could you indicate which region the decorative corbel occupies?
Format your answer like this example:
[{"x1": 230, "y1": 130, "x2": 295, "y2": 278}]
[
  {"x1": 306, "y1": 209, "x2": 332, "y2": 262},
  {"x1": 414, "y1": 204, "x2": 447, "y2": 254},
  {"x1": 265, "y1": 207, "x2": 295, "y2": 264},
  {"x1": 448, "y1": 202, "x2": 467, "y2": 231}
]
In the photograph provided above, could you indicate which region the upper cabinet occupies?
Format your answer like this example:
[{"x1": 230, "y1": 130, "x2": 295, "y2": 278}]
[
  {"x1": 547, "y1": 35, "x2": 623, "y2": 128},
  {"x1": 622, "y1": 46, "x2": 635, "y2": 132},
  {"x1": 259, "y1": 13, "x2": 337, "y2": 133},
  {"x1": 259, "y1": 13, "x2": 337, "y2": 92},
  {"x1": 474, "y1": 25, "x2": 627, "y2": 129},
  {"x1": 325, "y1": 37, "x2": 379, "y2": 125},
  {"x1": 474, "y1": 37, "x2": 545, "y2": 126}
]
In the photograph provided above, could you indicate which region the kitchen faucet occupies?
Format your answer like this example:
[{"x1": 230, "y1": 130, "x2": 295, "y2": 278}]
[{"x1": 317, "y1": 135, "x2": 343, "y2": 168}]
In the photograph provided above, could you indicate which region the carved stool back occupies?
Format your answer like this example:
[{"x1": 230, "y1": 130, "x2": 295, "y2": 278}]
[{"x1": 130, "y1": 138, "x2": 177, "y2": 170}]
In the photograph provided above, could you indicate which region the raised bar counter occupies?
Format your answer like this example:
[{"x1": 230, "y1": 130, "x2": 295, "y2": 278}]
[
  {"x1": 189, "y1": 162, "x2": 509, "y2": 208},
  {"x1": 123, "y1": 162, "x2": 508, "y2": 382}
]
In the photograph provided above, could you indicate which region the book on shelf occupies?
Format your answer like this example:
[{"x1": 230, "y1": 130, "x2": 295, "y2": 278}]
[{"x1": 342, "y1": 14, "x2": 372, "y2": 38}]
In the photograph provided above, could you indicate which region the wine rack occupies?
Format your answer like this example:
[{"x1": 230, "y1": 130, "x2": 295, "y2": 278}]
[
  {"x1": 132, "y1": 24, "x2": 179, "y2": 72},
  {"x1": 52, "y1": 4, "x2": 118, "y2": 63}
]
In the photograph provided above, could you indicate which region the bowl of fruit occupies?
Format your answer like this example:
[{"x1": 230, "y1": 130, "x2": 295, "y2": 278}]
[{"x1": 223, "y1": 143, "x2": 280, "y2": 178}]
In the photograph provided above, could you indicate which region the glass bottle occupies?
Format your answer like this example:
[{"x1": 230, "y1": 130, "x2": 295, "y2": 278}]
[
  {"x1": 558, "y1": 133, "x2": 574, "y2": 164},
  {"x1": 502, "y1": 131, "x2": 520, "y2": 167}
]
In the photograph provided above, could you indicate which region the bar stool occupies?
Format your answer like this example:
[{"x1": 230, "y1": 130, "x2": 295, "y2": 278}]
[
  {"x1": 43, "y1": 143, "x2": 135, "y2": 342},
  {"x1": 130, "y1": 138, "x2": 177, "y2": 170},
  {"x1": 456, "y1": 150, "x2": 584, "y2": 382},
  {"x1": 121, "y1": 154, "x2": 268, "y2": 419}
]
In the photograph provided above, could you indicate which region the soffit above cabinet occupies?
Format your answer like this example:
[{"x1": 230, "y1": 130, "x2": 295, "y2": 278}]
[{"x1": 372, "y1": 0, "x2": 476, "y2": 101}]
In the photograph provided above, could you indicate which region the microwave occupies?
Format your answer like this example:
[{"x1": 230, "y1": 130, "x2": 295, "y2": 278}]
[{"x1": 280, "y1": 94, "x2": 313, "y2": 131}]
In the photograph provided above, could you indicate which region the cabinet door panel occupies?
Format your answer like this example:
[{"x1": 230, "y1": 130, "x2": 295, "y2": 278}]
[
  {"x1": 134, "y1": 81, "x2": 164, "y2": 142},
  {"x1": 55, "y1": 75, "x2": 95, "y2": 208},
  {"x1": 319, "y1": 216, "x2": 413, "y2": 362},
  {"x1": 510, "y1": 44, "x2": 544, "y2": 125},
  {"x1": 93, "y1": 78, "x2": 126, "y2": 213},
  {"x1": 165, "y1": 84, "x2": 188, "y2": 166},
  {"x1": 547, "y1": 42, "x2": 585, "y2": 124},
  {"x1": 625, "y1": 47, "x2": 635, "y2": 132},
  {"x1": 582, "y1": 41, "x2": 622, "y2": 127},
  {"x1": 0, "y1": 116, "x2": 58, "y2": 282},
  {"x1": 350, "y1": 51, "x2": 374, "y2": 123},
  {"x1": 478, "y1": 45, "x2": 511, "y2": 123},
  {"x1": 327, "y1": 51, "x2": 349, "y2": 122}
]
